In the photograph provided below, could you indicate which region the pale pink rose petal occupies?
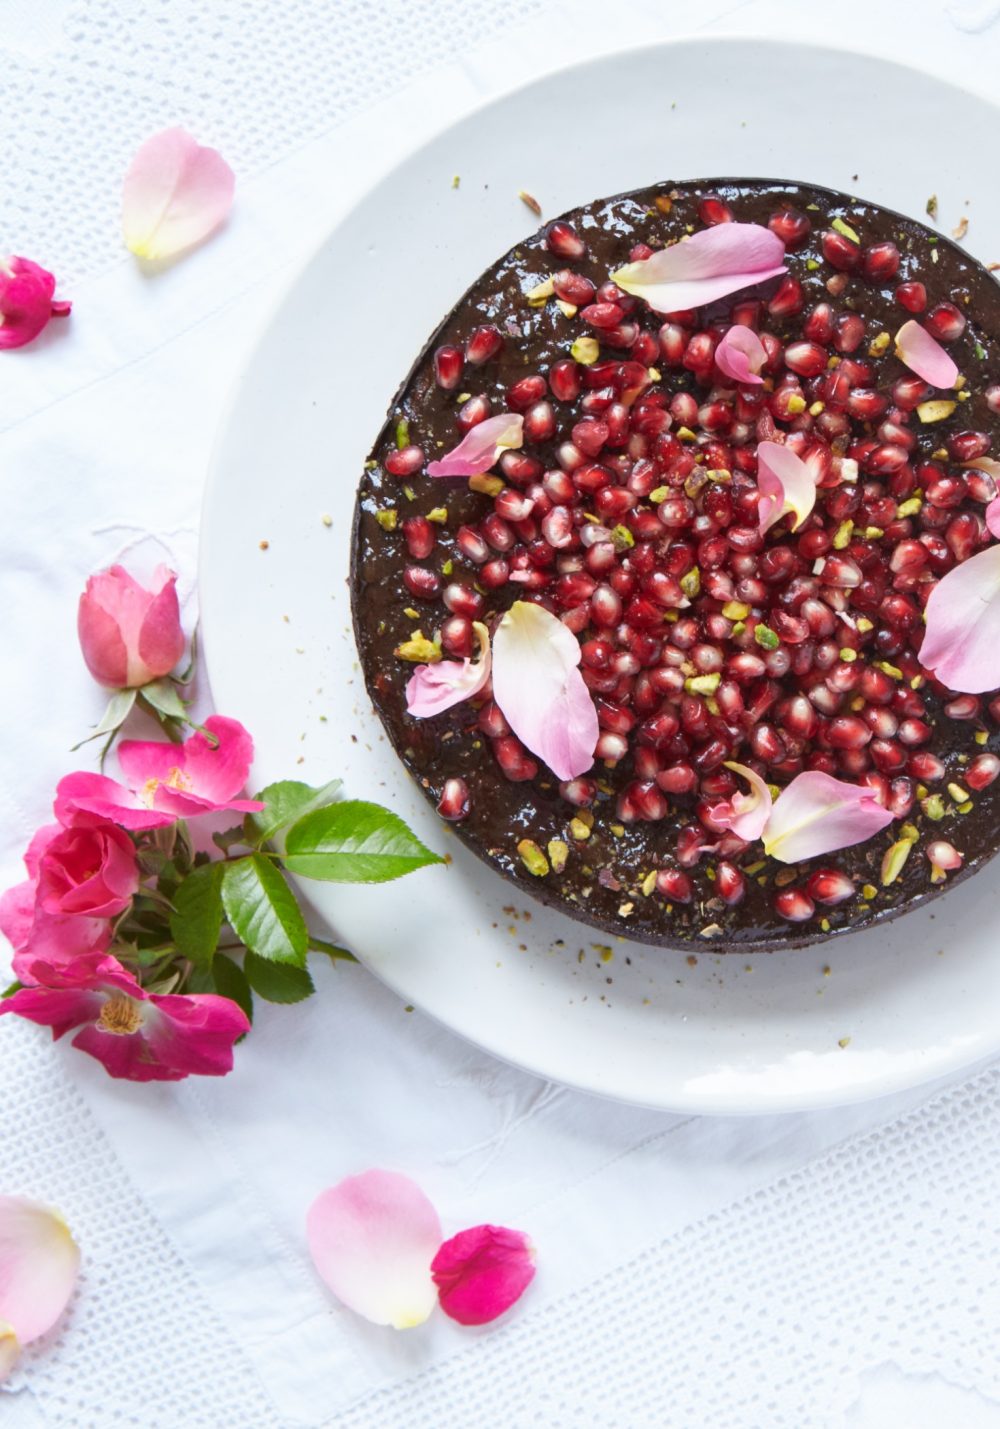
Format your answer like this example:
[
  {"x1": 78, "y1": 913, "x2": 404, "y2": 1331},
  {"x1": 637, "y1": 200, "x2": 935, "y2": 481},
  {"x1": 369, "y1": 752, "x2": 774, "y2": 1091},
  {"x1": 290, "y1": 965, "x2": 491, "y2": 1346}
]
[
  {"x1": 708, "y1": 761, "x2": 773, "y2": 842},
  {"x1": 894, "y1": 319, "x2": 959, "y2": 389},
  {"x1": 715, "y1": 324, "x2": 766, "y2": 385},
  {"x1": 432, "y1": 1224, "x2": 536, "y2": 1326},
  {"x1": 0, "y1": 1197, "x2": 80, "y2": 1346},
  {"x1": 763, "y1": 771, "x2": 894, "y2": 864},
  {"x1": 756, "y1": 440, "x2": 817, "y2": 533},
  {"x1": 919, "y1": 544, "x2": 1000, "y2": 693},
  {"x1": 122, "y1": 127, "x2": 235, "y2": 261},
  {"x1": 611, "y1": 223, "x2": 787, "y2": 314},
  {"x1": 407, "y1": 622, "x2": 491, "y2": 717},
  {"x1": 0, "y1": 1322, "x2": 17, "y2": 1385},
  {"x1": 986, "y1": 493, "x2": 1000, "y2": 541},
  {"x1": 426, "y1": 414, "x2": 523, "y2": 478},
  {"x1": 307, "y1": 1171, "x2": 442, "y2": 1329},
  {"x1": 491, "y1": 600, "x2": 599, "y2": 781}
]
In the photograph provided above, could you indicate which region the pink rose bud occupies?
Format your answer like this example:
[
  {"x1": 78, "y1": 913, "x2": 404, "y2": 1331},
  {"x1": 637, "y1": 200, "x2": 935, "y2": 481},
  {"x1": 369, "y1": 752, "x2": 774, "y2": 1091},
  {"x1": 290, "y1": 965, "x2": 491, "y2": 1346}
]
[
  {"x1": 77, "y1": 564, "x2": 185, "y2": 688},
  {"x1": 0, "y1": 256, "x2": 71, "y2": 351},
  {"x1": 36, "y1": 821, "x2": 139, "y2": 919}
]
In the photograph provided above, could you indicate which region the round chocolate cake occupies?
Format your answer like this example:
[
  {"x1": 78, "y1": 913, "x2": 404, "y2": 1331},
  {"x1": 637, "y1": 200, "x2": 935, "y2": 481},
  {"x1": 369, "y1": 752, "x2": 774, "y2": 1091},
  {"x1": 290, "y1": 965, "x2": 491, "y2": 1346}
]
[{"x1": 351, "y1": 178, "x2": 1000, "y2": 950}]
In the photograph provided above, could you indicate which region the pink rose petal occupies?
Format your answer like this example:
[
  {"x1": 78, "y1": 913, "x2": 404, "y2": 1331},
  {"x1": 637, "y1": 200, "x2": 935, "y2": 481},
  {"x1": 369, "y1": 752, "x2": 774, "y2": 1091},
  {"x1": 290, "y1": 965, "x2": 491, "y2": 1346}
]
[
  {"x1": 894, "y1": 319, "x2": 959, "y2": 389},
  {"x1": 426, "y1": 414, "x2": 523, "y2": 478},
  {"x1": 715, "y1": 324, "x2": 766, "y2": 385},
  {"x1": 432, "y1": 1224, "x2": 536, "y2": 1326},
  {"x1": 406, "y1": 622, "x2": 491, "y2": 717},
  {"x1": 0, "y1": 1197, "x2": 80, "y2": 1346},
  {"x1": 756, "y1": 440, "x2": 817, "y2": 533},
  {"x1": 491, "y1": 600, "x2": 599, "y2": 781},
  {"x1": 122, "y1": 127, "x2": 235, "y2": 261},
  {"x1": 986, "y1": 492, "x2": 1000, "y2": 541},
  {"x1": 611, "y1": 223, "x2": 787, "y2": 314},
  {"x1": 762, "y1": 771, "x2": 894, "y2": 864},
  {"x1": 919, "y1": 543, "x2": 1000, "y2": 693},
  {"x1": 708, "y1": 761, "x2": 773, "y2": 842},
  {"x1": 0, "y1": 256, "x2": 70, "y2": 351},
  {"x1": 0, "y1": 1322, "x2": 17, "y2": 1385},
  {"x1": 307, "y1": 1171, "x2": 442, "y2": 1329}
]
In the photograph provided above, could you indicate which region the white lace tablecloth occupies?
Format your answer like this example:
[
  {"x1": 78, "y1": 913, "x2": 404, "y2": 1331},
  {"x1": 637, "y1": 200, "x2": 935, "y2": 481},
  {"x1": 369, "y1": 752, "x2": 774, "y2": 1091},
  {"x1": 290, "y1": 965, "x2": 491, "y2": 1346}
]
[{"x1": 3, "y1": 2, "x2": 1000, "y2": 1426}]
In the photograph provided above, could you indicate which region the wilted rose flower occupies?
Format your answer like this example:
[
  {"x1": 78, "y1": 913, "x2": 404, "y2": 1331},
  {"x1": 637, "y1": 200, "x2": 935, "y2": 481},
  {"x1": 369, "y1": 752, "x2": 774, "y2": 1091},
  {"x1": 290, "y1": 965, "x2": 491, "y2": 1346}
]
[{"x1": 77, "y1": 564, "x2": 185, "y2": 688}]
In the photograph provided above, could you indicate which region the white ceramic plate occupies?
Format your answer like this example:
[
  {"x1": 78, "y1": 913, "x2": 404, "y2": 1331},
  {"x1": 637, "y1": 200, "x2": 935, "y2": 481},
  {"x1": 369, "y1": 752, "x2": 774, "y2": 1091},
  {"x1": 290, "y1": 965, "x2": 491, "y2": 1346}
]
[{"x1": 201, "y1": 37, "x2": 1000, "y2": 1113}]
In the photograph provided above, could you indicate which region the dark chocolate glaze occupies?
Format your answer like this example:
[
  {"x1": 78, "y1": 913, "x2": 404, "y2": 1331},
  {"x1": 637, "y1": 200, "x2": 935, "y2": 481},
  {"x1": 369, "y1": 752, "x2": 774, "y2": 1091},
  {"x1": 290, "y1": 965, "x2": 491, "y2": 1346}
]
[{"x1": 351, "y1": 178, "x2": 1000, "y2": 951}]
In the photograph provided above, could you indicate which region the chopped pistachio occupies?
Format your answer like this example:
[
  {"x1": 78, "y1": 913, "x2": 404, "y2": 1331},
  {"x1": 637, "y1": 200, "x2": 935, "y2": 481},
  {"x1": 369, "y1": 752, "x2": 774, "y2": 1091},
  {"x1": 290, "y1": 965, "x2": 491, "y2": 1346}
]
[
  {"x1": 864, "y1": 526, "x2": 884, "y2": 540},
  {"x1": 880, "y1": 838, "x2": 913, "y2": 886},
  {"x1": 618, "y1": 901, "x2": 634, "y2": 918},
  {"x1": 786, "y1": 393, "x2": 807, "y2": 415},
  {"x1": 896, "y1": 496, "x2": 923, "y2": 517},
  {"x1": 700, "y1": 923, "x2": 723, "y2": 939},
  {"x1": 926, "y1": 193, "x2": 938, "y2": 221},
  {"x1": 706, "y1": 467, "x2": 733, "y2": 483},
  {"x1": 611, "y1": 524, "x2": 635, "y2": 550},
  {"x1": 958, "y1": 800, "x2": 974, "y2": 814},
  {"x1": 364, "y1": 459, "x2": 378, "y2": 471},
  {"x1": 754, "y1": 624, "x2": 780, "y2": 650},
  {"x1": 975, "y1": 729, "x2": 989, "y2": 745},
  {"x1": 571, "y1": 336, "x2": 599, "y2": 365},
  {"x1": 403, "y1": 606, "x2": 420, "y2": 619},
  {"x1": 685, "y1": 672, "x2": 721, "y2": 696},
  {"x1": 857, "y1": 617, "x2": 874, "y2": 633},
  {"x1": 820, "y1": 918, "x2": 831, "y2": 933},
  {"x1": 547, "y1": 838, "x2": 569, "y2": 873},
  {"x1": 868, "y1": 331, "x2": 890, "y2": 357},
  {"x1": 525, "y1": 275, "x2": 554, "y2": 306},
  {"x1": 375, "y1": 509, "x2": 398, "y2": 532},
  {"x1": 609, "y1": 822, "x2": 625, "y2": 838},
  {"x1": 426, "y1": 506, "x2": 448, "y2": 524},
  {"x1": 876, "y1": 661, "x2": 903, "y2": 679},
  {"x1": 806, "y1": 258, "x2": 821, "y2": 271},
  {"x1": 832, "y1": 216, "x2": 861, "y2": 243},
  {"x1": 731, "y1": 620, "x2": 747, "y2": 638},
  {"x1": 452, "y1": 174, "x2": 460, "y2": 189},
  {"x1": 832, "y1": 519, "x2": 854, "y2": 549},
  {"x1": 641, "y1": 870, "x2": 658, "y2": 897},
  {"x1": 469, "y1": 473, "x2": 504, "y2": 496},
  {"x1": 441, "y1": 559, "x2": 453, "y2": 576},
  {"x1": 402, "y1": 484, "x2": 416, "y2": 501},
  {"x1": 838, "y1": 1036, "x2": 852, "y2": 1049},
  {"x1": 649, "y1": 485, "x2": 669, "y2": 503},
  {"x1": 744, "y1": 860, "x2": 766, "y2": 876},
  {"x1": 916, "y1": 399, "x2": 957, "y2": 423},
  {"x1": 395, "y1": 417, "x2": 410, "y2": 450},
  {"x1": 922, "y1": 794, "x2": 946, "y2": 821},
  {"x1": 517, "y1": 839, "x2": 549, "y2": 877},
  {"x1": 947, "y1": 782, "x2": 969, "y2": 804},
  {"x1": 555, "y1": 299, "x2": 577, "y2": 318},
  {"x1": 395, "y1": 635, "x2": 440, "y2": 663},
  {"x1": 676, "y1": 425, "x2": 697, "y2": 441},
  {"x1": 722, "y1": 600, "x2": 750, "y2": 621},
  {"x1": 647, "y1": 366, "x2": 662, "y2": 382},
  {"x1": 862, "y1": 883, "x2": 878, "y2": 901},
  {"x1": 900, "y1": 822, "x2": 920, "y2": 844},
  {"x1": 680, "y1": 567, "x2": 701, "y2": 598},
  {"x1": 809, "y1": 400, "x2": 825, "y2": 417},
  {"x1": 839, "y1": 648, "x2": 857, "y2": 662},
  {"x1": 569, "y1": 816, "x2": 591, "y2": 841}
]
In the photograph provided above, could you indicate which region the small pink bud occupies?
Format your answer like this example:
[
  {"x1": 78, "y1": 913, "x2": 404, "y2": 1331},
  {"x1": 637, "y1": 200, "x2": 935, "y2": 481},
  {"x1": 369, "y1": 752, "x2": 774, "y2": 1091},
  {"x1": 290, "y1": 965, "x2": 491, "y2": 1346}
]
[{"x1": 0, "y1": 256, "x2": 71, "y2": 351}]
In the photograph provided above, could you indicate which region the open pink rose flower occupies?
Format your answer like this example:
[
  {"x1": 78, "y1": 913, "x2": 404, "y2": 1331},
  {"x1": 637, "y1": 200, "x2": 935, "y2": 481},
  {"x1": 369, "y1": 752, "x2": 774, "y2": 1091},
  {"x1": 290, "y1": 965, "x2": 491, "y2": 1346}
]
[
  {"x1": 756, "y1": 441, "x2": 817, "y2": 534},
  {"x1": 122, "y1": 128, "x2": 235, "y2": 261},
  {"x1": 426, "y1": 414, "x2": 523, "y2": 478},
  {"x1": 0, "y1": 1196, "x2": 80, "y2": 1383},
  {"x1": 431, "y1": 1225, "x2": 536, "y2": 1326},
  {"x1": 35, "y1": 821, "x2": 138, "y2": 919},
  {"x1": 491, "y1": 600, "x2": 599, "y2": 781},
  {"x1": 1, "y1": 952, "x2": 250, "y2": 1082},
  {"x1": 55, "y1": 716, "x2": 264, "y2": 831},
  {"x1": 919, "y1": 495, "x2": 1000, "y2": 693},
  {"x1": 0, "y1": 827, "x2": 112, "y2": 983},
  {"x1": 78, "y1": 564, "x2": 185, "y2": 688},
  {"x1": 406, "y1": 622, "x2": 491, "y2": 717},
  {"x1": 611, "y1": 223, "x2": 786, "y2": 314},
  {"x1": 715, "y1": 324, "x2": 766, "y2": 385},
  {"x1": 0, "y1": 256, "x2": 71, "y2": 351}
]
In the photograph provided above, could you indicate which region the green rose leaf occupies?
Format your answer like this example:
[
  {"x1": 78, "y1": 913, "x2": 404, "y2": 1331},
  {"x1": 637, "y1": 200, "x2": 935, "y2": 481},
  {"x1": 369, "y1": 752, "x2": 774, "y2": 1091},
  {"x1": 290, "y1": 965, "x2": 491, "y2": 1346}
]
[
  {"x1": 247, "y1": 777, "x2": 343, "y2": 846},
  {"x1": 243, "y1": 950, "x2": 315, "y2": 1004},
  {"x1": 221, "y1": 853, "x2": 308, "y2": 965},
  {"x1": 141, "y1": 678, "x2": 189, "y2": 721},
  {"x1": 210, "y1": 953, "x2": 253, "y2": 1025},
  {"x1": 169, "y1": 861, "x2": 224, "y2": 970},
  {"x1": 282, "y1": 800, "x2": 443, "y2": 883}
]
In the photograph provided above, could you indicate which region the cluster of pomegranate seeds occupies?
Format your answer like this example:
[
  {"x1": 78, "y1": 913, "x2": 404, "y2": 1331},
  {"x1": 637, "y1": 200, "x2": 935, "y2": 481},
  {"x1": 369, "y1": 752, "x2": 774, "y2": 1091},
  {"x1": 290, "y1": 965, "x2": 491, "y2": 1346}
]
[{"x1": 366, "y1": 183, "x2": 1000, "y2": 942}]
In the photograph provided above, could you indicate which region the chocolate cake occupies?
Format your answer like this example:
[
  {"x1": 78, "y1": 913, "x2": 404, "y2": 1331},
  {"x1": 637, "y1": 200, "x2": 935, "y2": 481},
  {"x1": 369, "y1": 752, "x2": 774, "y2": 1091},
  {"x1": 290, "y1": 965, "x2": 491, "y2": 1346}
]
[{"x1": 350, "y1": 178, "x2": 1000, "y2": 950}]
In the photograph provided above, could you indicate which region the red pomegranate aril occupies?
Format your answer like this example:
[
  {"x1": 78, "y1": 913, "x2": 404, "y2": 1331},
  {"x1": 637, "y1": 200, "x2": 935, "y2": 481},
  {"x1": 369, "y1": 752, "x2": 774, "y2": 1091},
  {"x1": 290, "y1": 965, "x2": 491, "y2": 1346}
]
[
  {"x1": 524, "y1": 400, "x2": 556, "y2": 443},
  {"x1": 966, "y1": 467, "x2": 998, "y2": 503},
  {"x1": 783, "y1": 341, "x2": 828, "y2": 377},
  {"x1": 632, "y1": 331, "x2": 659, "y2": 365},
  {"x1": 443, "y1": 582, "x2": 484, "y2": 619},
  {"x1": 433, "y1": 344, "x2": 463, "y2": 390},
  {"x1": 440, "y1": 615, "x2": 475, "y2": 658},
  {"x1": 821, "y1": 229, "x2": 861, "y2": 271},
  {"x1": 944, "y1": 693, "x2": 981, "y2": 721},
  {"x1": 493, "y1": 735, "x2": 538, "y2": 782},
  {"x1": 862, "y1": 705, "x2": 899, "y2": 739},
  {"x1": 863, "y1": 442, "x2": 908, "y2": 475},
  {"x1": 846, "y1": 388, "x2": 889, "y2": 422},
  {"x1": 908, "y1": 751, "x2": 946, "y2": 782},
  {"x1": 658, "y1": 322, "x2": 687, "y2": 366},
  {"x1": 683, "y1": 332, "x2": 717, "y2": 375},
  {"x1": 820, "y1": 555, "x2": 863, "y2": 588},
  {"x1": 833, "y1": 313, "x2": 865, "y2": 353},
  {"x1": 987, "y1": 385, "x2": 1000, "y2": 415},
  {"x1": 401, "y1": 515, "x2": 435, "y2": 559},
  {"x1": 590, "y1": 584, "x2": 623, "y2": 628},
  {"x1": 544, "y1": 220, "x2": 586, "y2": 258},
  {"x1": 495, "y1": 489, "x2": 535, "y2": 522},
  {"x1": 436, "y1": 778, "x2": 470, "y2": 821},
  {"x1": 894, "y1": 280, "x2": 926, "y2": 313},
  {"x1": 478, "y1": 557, "x2": 509, "y2": 589},
  {"x1": 477, "y1": 700, "x2": 509, "y2": 739},
  {"x1": 455, "y1": 526, "x2": 490, "y2": 565},
  {"x1": 456, "y1": 394, "x2": 491, "y2": 432},
  {"x1": 967, "y1": 753, "x2": 1000, "y2": 789},
  {"x1": 807, "y1": 868, "x2": 855, "y2": 906},
  {"x1": 551, "y1": 268, "x2": 596, "y2": 305},
  {"x1": 403, "y1": 565, "x2": 440, "y2": 600},
  {"x1": 595, "y1": 731, "x2": 628, "y2": 763},
  {"x1": 581, "y1": 302, "x2": 624, "y2": 330},
  {"x1": 656, "y1": 868, "x2": 693, "y2": 902},
  {"x1": 572, "y1": 418, "x2": 610, "y2": 456},
  {"x1": 826, "y1": 716, "x2": 871, "y2": 750},
  {"x1": 560, "y1": 777, "x2": 597, "y2": 808},
  {"x1": 501, "y1": 451, "x2": 543, "y2": 485},
  {"x1": 924, "y1": 473, "x2": 966, "y2": 508},
  {"x1": 465, "y1": 324, "x2": 503, "y2": 365},
  {"x1": 693, "y1": 737, "x2": 728, "y2": 772},
  {"x1": 803, "y1": 303, "x2": 834, "y2": 344},
  {"x1": 774, "y1": 887, "x2": 815, "y2": 922},
  {"x1": 767, "y1": 276, "x2": 804, "y2": 318},
  {"x1": 385, "y1": 444, "x2": 425, "y2": 477},
  {"x1": 656, "y1": 763, "x2": 698, "y2": 795},
  {"x1": 927, "y1": 840, "x2": 963, "y2": 873},
  {"x1": 698, "y1": 193, "x2": 733, "y2": 225},
  {"x1": 946, "y1": 512, "x2": 982, "y2": 562},
  {"x1": 750, "y1": 723, "x2": 785, "y2": 763},
  {"x1": 507, "y1": 374, "x2": 548, "y2": 411},
  {"x1": 768, "y1": 207, "x2": 811, "y2": 248},
  {"x1": 861, "y1": 241, "x2": 900, "y2": 281},
  {"x1": 549, "y1": 360, "x2": 582, "y2": 404},
  {"x1": 924, "y1": 301, "x2": 966, "y2": 341},
  {"x1": 869, "y1": 738, "x2": 907, "y2": 774},
  {"x1": 897, "y1": 718, "x2": 931, "y2": 747},
  {"x1": 481, "y1": 513, "x2": 514, "y2": 551},
  {"x1": 948, "y1": 430, "x2": 991, "y2": 462},
  {"x1": 715, "y1": 861, "x2": 745, "y2": 905},
  {"x1": 892, "y1": 375, "x2": 932, "y2": 411}
]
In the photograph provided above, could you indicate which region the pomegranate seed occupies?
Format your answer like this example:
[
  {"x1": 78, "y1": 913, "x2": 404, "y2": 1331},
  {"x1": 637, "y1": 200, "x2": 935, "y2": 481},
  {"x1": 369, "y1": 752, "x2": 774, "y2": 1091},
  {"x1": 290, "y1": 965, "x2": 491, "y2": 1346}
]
[
  {"x1": 433, "y1": 344, "x2": 463, "y2": 389},
  {"x1": 892, "y1": 375, "x2": 932, "y2": 411},
  {"x1": 846, "y1": 387, "x2": 888, "y2": 422},
  {"x1": 834, "y1": 313, "x2": 865, "y2": 353},
  {"x1": 827, "y1": 716, "x2": 871, "y2": 749},
  {"x1": 774, "y1": 887, "x2": 815, "y2": 921},
  {"x1": 595, "y1": 731, "x2": 628, "y2": 763},
  {"x1": 477, "y1": 701, "x2": 509, "y2": 738},
  {"x1": 440, "y1": 615, "x2": 474, "y2": 658},
  {"x1": 403, "y1": 565, "x2": 440, "y2": 600},
  {"x1": 443, "y1": 583, "x2": 485, "y2": 620},
  {"x1": 581, "y1": 302, "x2": 624, "y2": 330},
  {"x1": 716, "y1": 862, "x2": 745, "y2": 904},
  {"x1": 501, "y1": 451, "x2": 543, "y2": 485},
  {"x1": 888, "y1": 777, "x2": 914, "y2": 818},
  {"x1": 402, "y1": 515, "x2": 435, "y2": 558},
  {"x1": 658, "y1": 322, "x2": 687, "y2": 366},
  {"x1": 767, "y1": 276, "x2": 804, "y2": 317},
  {"x1": 908, "y1": 751, "x2": 946, "y2": 782},
  {"x1": 784, "y1": 341, "x2": 828, "y2": 377},
  {"x1": 437, "y1": 778, "x2": 470, "y2": 821},
  {"x1": 807, "y1": 868, "x2": 855, "y2": 905},
  {"x1": 967, "y1": 753, "x2": 1000, "y2": 790},
  {"x1": 507, "y1": 374, "x2": 547, "y2": 411},
  {"x1": 549, "y1": 360, "x2": 582, "y2": 403},
  {"x1": 944, "y1": 694, "x2": 981, "y2": 721},
  {"x1": 493, "y1": 735, "x2": 538, "y2": 782},
  {"x1": 820, "y1": 229, "x2": 861, "y2": 271},
  {"x1": 618, "y1": 780, "x2": 669, "y2": 822},
  {"x1": 544, "y1": 221, "x2": 586, "y2": 259},
  {"x1": 456, "y1": 394, "x2": 491, "y2": 432},
  {"x1": 524, "y1": 400, "x2": 556, "y2": 443},
  {"x1": 465, "y1": 324, "x2": 503, "y2": 365},
  {"x1": 479, "y1": 557, "x2": 510, "y2": 589},
  {"x1": 560, "y1": 777, "x2": 597, "y2": 807},
  {"x1": 552, "y1": 269, "x2": 596, "y2": 305},
  {"x1": 656, "y1": 868, "x2": 693, "y2": 902},
  {"x1": 590, "y1": 584, "x2": 623, "y2": 627},
  {"x1": 862, "y1": 241, "x2": 900, "y2": 281},
  {"x1": 987, "y1": 384, "x2": 1000, "y2": 415},
  {"x1": 897, "y1": 718, "x2": 931, "y2": 747},
  {"x1": 803, "y1": 304, "x2": 834, "y2": 344},
  {"x1": 869, "y1": 738, "x2": 906, "y2": 774},
  {"x1": 455, "y1": 525, "x2": 489, "y2": 565},
  {"x1": 698, "y1": 193, "x2": 733, "y2": 225},
  {"x1": 948, "y1": 430, "x2": 991, "y2": 462},
  {"x1": 927, "y1": 840, "x2": 963, "y2": 873},
  {"x1": 384, "y1": 444, "x2": 425, "y2": 477},
  {"x1": 925, "y1": 302, "x2": 966, "y2": 341},
  {"x1": 657, "y1": 763, "x2": 698, "y2": 794},
  {"x1": 768, "y1": 207, "x2": 812, "y2": 248},
  {"x1": 495, "y1": 488, "x2": 535, "y2": 522},
  {"x1": 894, "y1": 281, "x2": 926, "y2": 313}
]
